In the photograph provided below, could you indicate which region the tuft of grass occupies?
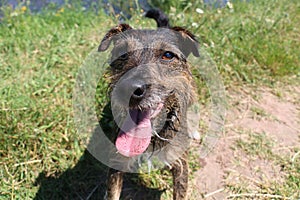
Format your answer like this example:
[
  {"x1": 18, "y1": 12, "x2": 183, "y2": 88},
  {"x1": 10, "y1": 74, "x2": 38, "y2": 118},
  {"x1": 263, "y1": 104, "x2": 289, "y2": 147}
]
[
  {"x1": 275, "y1": 149, "x2": 300, "y2": 198},
  {"x1": 250, "y1": 106, "x2": 270, "y2": 120},
  {"x1": 235, "y1": 131, "x2": 275, "y2": 160}
]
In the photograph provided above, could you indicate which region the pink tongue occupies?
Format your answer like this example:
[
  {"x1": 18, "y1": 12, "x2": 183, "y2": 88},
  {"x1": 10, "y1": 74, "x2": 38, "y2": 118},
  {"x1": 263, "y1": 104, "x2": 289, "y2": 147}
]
[{"x1": 116, "y1": 109, "x2": 152, "y2": 157}]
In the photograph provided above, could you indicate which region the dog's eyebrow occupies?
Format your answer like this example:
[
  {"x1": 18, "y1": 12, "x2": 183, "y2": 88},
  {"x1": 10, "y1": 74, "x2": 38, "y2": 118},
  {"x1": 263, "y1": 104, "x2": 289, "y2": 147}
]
[
  {"x1": 113, "y1": 42, "x2": 127, "y2": 53},
  {"x1": 153, "y1": 41, "x2": 184, "y2": 56}
]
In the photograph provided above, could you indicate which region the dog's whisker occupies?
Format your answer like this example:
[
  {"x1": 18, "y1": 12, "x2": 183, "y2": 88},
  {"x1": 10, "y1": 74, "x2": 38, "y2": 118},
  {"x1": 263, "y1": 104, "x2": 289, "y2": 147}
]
[
  {"x1": 153, "y1": 130, "x2": 169, "y2": 141},
  {"x1": 137, "y1": 104, "x2": 142, "y2": 111}
]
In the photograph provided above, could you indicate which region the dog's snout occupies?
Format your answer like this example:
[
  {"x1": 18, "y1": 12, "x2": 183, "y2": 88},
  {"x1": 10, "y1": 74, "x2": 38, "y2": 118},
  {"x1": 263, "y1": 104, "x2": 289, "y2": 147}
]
[{"x1": 131, "y1": 83, "x2": 147, "y2": 100}]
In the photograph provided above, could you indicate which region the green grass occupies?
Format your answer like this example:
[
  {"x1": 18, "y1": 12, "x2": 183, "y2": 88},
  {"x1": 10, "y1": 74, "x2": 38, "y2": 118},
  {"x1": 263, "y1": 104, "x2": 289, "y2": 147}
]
[
  {"x1": 0, "y1": 0, "x2": 299, "y2": 199},
  {"x1": 163, "y1": 0, "x2": 300, "y2": 84},
  {"x1": 0, "y1": 5, "x2": 113, "y2": 199},
  {"x1": 235, "y1": 131, "x2": 275, "y2": 160}
]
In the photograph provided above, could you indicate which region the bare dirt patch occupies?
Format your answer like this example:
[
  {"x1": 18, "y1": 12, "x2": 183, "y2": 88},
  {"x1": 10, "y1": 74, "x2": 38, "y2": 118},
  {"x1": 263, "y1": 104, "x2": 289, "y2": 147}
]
[{"x1": 191, "y1": 85, "x2": 300, "y2": 199}]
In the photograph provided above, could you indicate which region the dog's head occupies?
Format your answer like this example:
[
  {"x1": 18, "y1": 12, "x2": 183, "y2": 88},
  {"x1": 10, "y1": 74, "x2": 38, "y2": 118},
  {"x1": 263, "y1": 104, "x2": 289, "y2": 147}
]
[{"x1": 98, "y1": 20, "x2": 199, "y2": 158}]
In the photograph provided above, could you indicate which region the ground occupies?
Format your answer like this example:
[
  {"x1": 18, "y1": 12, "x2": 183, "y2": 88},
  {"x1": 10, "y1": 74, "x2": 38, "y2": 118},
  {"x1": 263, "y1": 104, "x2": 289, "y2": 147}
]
[{"x1": 192, "y1": 84, "x2": 299, "y2": 199}]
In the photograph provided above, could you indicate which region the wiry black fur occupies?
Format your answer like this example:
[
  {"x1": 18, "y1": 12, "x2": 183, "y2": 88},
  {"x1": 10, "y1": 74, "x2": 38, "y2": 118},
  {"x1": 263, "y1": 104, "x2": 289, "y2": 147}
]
[
  {"x1": 145, "y1": 8, "x2": 170, "y2": 28},
  {"x1": 100, "y1": 8, "x2": 199, "y2": 200}
]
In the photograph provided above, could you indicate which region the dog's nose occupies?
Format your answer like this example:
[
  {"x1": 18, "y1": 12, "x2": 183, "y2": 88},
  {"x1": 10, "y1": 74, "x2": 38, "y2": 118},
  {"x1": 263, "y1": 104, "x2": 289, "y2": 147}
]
[{"x1": 131, "y1": 83, "x2": 147, "y2": 100}]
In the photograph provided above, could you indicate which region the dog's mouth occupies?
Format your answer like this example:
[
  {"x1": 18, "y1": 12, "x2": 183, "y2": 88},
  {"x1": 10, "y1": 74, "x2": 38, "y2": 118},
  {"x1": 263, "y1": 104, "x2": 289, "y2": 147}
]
[{"x1": 116, "y1": 102, "x2": 164, "y2": 157}]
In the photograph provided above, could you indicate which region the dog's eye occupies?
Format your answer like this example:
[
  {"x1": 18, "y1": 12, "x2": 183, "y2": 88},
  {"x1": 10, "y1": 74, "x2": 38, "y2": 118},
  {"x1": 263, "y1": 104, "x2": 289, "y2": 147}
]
[
  {"x1": 161, "y1": 51, "x2": 175, "y2": 61},
  {"x1": 119, "y1": 52, "x2": 128, "y2": 60}
]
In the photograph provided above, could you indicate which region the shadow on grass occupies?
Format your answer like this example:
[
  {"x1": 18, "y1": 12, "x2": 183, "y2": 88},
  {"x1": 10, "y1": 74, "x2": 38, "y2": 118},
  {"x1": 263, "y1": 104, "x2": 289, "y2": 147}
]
[
  {"x1": 34, "y1": 150, "x2": 164, "y2": 200},
  {"x1": 34, "y1": 104, "x2": 164, "y2": 200}
]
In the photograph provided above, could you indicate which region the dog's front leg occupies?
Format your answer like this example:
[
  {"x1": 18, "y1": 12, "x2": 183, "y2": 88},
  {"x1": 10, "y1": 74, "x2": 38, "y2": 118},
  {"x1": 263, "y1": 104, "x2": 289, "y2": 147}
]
[
  {"x1": 105, "y1": 168, "x2": 123, "y2": 200},
  {"x1": 171, "y1": 152, "x2": 189, "y2": 200}
]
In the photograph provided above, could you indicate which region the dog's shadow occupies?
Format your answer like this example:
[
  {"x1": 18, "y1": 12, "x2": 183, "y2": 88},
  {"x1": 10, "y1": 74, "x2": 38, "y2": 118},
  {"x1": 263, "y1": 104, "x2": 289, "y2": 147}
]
[
  {"x1": 34, "y1": 151, "x2": 164, "y2": 200},
  {"x1": 34, "y1": 104, "x2": 164, "y2": 200}
]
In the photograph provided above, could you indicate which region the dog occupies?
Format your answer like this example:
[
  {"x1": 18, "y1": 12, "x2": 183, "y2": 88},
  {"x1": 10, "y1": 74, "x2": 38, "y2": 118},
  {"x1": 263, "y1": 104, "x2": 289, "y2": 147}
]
[{"x1": 98, "y1": 8, "x2": 199, "y2": 200}]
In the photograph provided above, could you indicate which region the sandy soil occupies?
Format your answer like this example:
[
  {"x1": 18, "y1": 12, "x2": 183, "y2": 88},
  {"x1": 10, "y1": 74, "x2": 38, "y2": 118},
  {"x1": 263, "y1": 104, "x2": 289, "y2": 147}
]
[{"x1": 191, "y1": 85, "x2": 300, "y2": 199}]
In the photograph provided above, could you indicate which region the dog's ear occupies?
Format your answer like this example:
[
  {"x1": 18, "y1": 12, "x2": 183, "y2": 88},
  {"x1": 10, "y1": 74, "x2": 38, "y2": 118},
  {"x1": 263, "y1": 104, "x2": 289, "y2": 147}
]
[
  {"x1": 98, "y1": 24, "x2": 132, "y2": 52},
  {"x1": 172, "y1": 26, "x2": 200, "y2": 57}
]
